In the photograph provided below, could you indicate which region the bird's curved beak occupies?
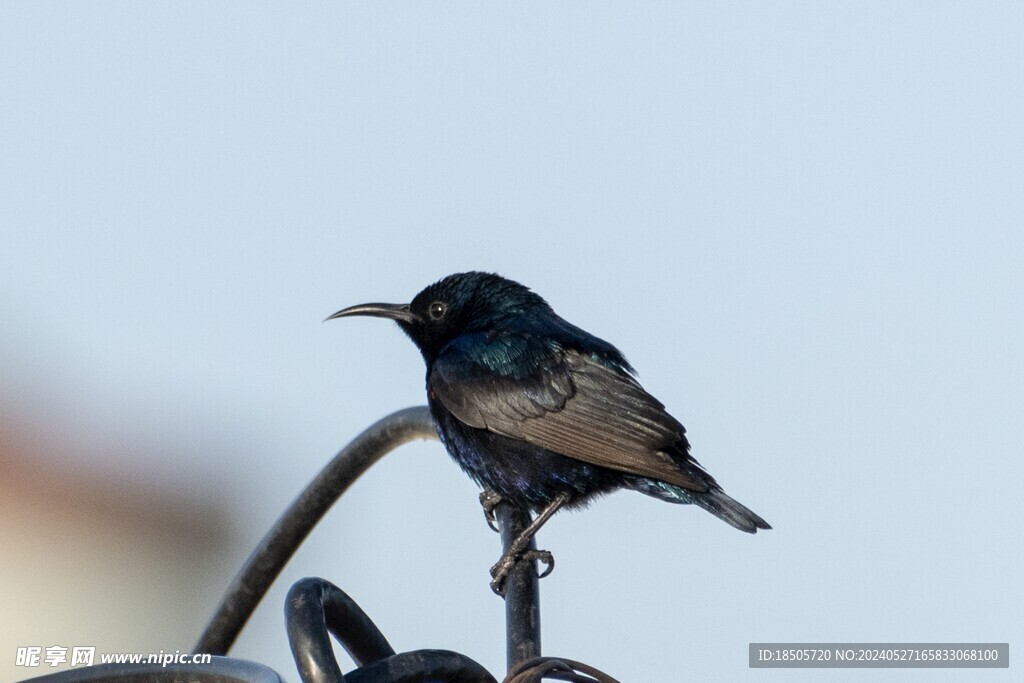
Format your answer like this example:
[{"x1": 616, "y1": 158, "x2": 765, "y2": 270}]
[{"x1": 324, "y1": 302, "x2": 422, "y2": 324}]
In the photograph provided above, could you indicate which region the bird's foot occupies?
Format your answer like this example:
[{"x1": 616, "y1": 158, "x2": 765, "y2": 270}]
[
  {"x1": 489, "y1": 548, "x2": 555, "y2": 596},
  {"x1": 478, "y1": 490, "x2": 503, "y2": 533}
]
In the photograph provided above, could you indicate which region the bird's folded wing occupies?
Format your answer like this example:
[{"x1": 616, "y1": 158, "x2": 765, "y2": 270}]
[{"x1": 430, "y1": 339, "x2": 708, "y2": 491}]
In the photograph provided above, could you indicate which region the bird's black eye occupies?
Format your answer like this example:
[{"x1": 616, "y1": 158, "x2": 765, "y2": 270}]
[{"x1": 428, "y1": 301, "x2": 447, "y2": 320}]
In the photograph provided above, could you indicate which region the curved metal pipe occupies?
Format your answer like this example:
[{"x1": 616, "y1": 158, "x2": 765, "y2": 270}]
[
  {"x1": 194, "y1": 406, "x2": 438, "y2": 656},
  {"x1": 286, "y1": 576, "x2": 396, "y2": 683},
  {"x1": 285, "y1": 576, "x2": 496, "y2": 683},
  {"x1": 344, "y1": 651, "x2": 496, "y2": 683},
  {"x1": 18, "y1": 657, "x2": 285, "y2": 683}
]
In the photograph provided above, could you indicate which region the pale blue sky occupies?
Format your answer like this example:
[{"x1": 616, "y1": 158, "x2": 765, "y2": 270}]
[{"x1": 2, "y1": 3, "x2": 1021, "y2": 681}]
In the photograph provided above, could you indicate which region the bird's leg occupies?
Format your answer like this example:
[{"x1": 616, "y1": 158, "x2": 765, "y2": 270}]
[
  {"x1": 490, "y1": 492, "x2": 571, "y2": 596},
  {"x1": 478, "y1": 490, "x2": 503, "y2": 533}
]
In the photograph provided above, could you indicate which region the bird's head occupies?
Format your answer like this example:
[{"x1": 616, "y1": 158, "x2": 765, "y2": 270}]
[{"x1": 327, "y1": 271, "x2": 551, "y2": 360}]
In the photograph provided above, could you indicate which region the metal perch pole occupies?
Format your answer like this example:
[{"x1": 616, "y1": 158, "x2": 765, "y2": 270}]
[{"x1": 494, "y1": 504, "x2": 541, "y2": 670}]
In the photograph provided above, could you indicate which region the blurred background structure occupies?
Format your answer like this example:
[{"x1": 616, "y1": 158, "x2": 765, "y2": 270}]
[
  {"x1": 0, "y1": 402, "x2": 239, "y2": 680},
  {"x1": 2, "y1": 3, "x2": 1022, "y2": 682}
]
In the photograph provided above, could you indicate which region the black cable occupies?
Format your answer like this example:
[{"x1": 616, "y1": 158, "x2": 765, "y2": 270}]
[{"x1": 503, "y1": 657, "x2": 621, "y2": 683}]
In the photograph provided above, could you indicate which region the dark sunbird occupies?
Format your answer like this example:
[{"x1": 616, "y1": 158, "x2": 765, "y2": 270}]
[{"x1": 329, "y1": 272, "x2": 769, "y2": 594}]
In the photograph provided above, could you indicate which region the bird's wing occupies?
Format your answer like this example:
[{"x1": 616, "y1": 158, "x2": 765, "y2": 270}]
[{"x1": 430, "y1": 334, "x2": 708, "y2": 491}]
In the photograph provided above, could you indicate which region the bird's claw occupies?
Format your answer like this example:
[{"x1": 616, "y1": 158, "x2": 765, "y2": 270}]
[
  {"x1": 489, "y1": 549, "x2": 555, "y2": 596},
  {"x1": 478, "y1": 490, "x2": 503, "y2": 533},
  {"x1": 525, "y1": 549, "x2": 555, "y2": 578}
]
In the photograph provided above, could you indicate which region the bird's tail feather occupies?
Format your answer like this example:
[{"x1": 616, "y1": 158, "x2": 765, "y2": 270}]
[
  {"x1": 692, "y1": 488, "x2": 771, "y2": 533},
  {"x1": 630, "y1": 478, "x2": 771, "y2": 533}
]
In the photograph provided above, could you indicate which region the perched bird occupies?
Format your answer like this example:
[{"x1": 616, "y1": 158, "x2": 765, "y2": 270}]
[{"x1": 328, "y1": 272, "x2": 769, "y2": 593}]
